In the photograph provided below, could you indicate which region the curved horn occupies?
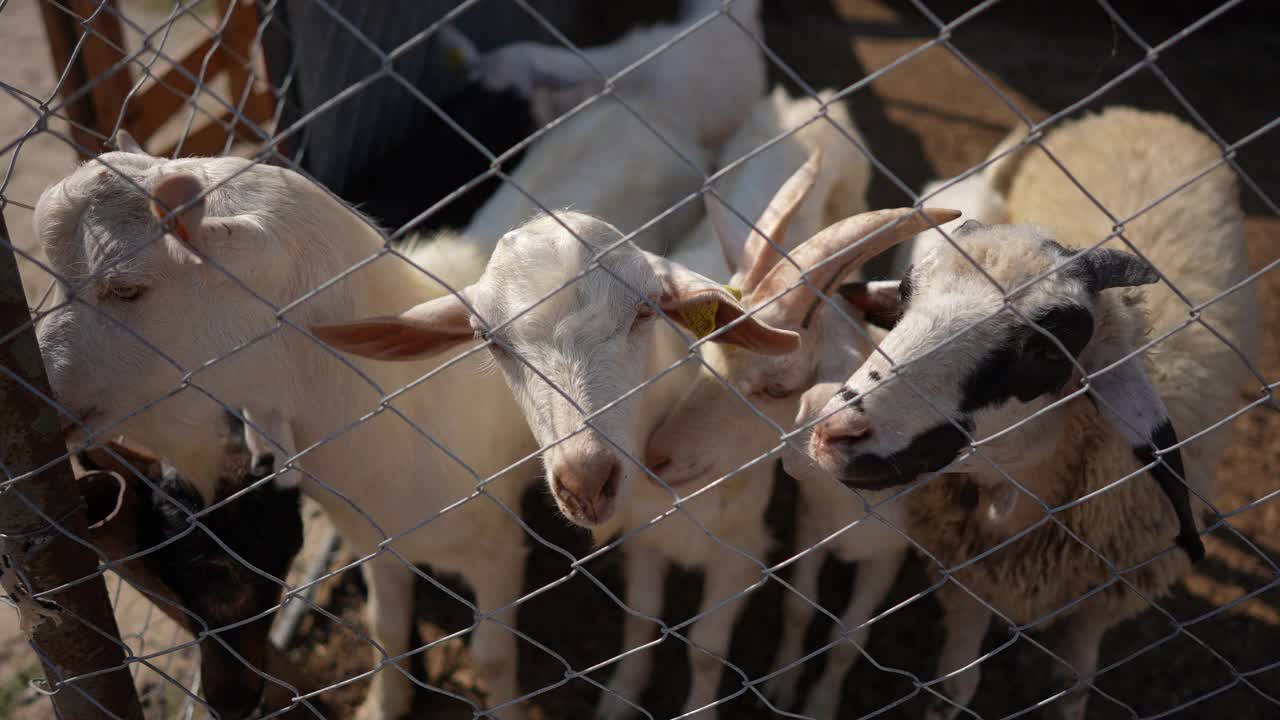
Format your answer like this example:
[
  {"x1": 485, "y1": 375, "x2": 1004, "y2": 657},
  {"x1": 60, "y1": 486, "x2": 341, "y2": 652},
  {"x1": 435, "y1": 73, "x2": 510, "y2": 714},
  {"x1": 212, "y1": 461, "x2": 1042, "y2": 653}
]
[
  {"x1": 750, "y1": 207, "x2": 961, "y2": 321},
  {"x1": 708, "y1": 147, "x2": 823, "y2": 290}
]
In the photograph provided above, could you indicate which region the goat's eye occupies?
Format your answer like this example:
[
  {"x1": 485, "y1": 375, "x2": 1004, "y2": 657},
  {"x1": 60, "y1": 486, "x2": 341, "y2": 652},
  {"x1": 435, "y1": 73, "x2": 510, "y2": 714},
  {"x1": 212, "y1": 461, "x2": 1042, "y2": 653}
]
[
  {"x1": 763, "y1": 384, "x2": 792, "y2": 399},
  {"x1": 108, "y1": 284, "x2": 145, "y2": 302},
  {"x1": 631, "y1": 305, "x2": 656, "y2": 330}
]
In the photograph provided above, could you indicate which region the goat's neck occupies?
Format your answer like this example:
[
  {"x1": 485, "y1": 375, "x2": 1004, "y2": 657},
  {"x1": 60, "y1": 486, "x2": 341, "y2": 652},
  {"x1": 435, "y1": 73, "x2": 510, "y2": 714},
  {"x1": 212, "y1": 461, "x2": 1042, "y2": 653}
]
[
  {"x1": 280, "y1": 239, "x2": 526, "y2": 487},
  {"x1": 640, "y1": 322, "x2": 702, "y2": 435}
]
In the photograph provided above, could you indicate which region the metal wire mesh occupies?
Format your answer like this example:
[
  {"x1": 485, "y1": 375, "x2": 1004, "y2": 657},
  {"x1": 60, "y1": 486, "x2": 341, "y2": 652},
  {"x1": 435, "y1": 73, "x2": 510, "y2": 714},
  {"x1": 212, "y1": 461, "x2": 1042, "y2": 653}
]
[{"x1": 0, "y1": 1, "x2": 1277, "y2": 719}]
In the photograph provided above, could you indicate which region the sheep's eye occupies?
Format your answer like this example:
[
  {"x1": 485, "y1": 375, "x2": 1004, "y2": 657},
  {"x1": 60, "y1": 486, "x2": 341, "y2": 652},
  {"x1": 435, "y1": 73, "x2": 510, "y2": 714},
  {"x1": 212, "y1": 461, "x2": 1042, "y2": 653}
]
[
  {"x1": 763, "y1": 384, "x2": 792, "y2": 399},
  {"x1": 108, "y1": 284, "x2": 145, "y2": 302}
]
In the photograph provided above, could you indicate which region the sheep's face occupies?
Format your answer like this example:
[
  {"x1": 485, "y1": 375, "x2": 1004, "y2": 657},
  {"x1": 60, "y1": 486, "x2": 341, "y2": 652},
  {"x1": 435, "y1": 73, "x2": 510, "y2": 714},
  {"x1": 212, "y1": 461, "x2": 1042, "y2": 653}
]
[
  {"x1": 809, "y1": 222, "x2": 1102, "y2": 488},
  {"x1": 34, "y1": 151, "x2": 299, "y2": 494},
  {"x1": 312, "y1": 210, "x2": 799, "y2": 529}
]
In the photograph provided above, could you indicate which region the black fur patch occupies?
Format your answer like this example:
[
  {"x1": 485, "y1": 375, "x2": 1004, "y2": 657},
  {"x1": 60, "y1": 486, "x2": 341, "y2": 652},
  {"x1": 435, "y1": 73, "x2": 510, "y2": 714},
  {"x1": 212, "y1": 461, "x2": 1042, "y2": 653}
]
[
  {"x1": 79, "y1": 444, "x2": 303, "y2": 719},
  {"x1": 959, "y1": 304, "x2": 1094, "y2": 412},
  {"x1": 1134, "y1": 419, "x2": 1205, "y2": 562},
  {"x1": 836, "y1": 421, "x2": 971, "y2": 489},
  {"x1": 838, "y1": 386, "x2": 857, "y2": 402}
]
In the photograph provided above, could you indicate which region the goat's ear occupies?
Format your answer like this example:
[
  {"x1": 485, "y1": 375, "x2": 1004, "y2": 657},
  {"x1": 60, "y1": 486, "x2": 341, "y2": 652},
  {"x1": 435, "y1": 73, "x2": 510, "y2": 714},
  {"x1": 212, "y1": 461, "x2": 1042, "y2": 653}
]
[
  {"x1": 149, "y1": 173, "x2": 208, "y2": 265},
  {"x1": 648, "y1": 253, "x2": 799, "y2": 355},
  {"x1": 1087, "y1": 357, "x2": 1205, "y2": 563},
  {"x1": 114, "y1": 129, "x2": 147, "y2": 155},
  {"x1": 310, "y1": 293, "x2": 475, "y2": 361},
  {"x1": 80, "y1": 471, "x2": 129, "y2": 529},
  {"x1": 838, "y1": 280, "x2": 903, "y2": 331},
  {"x1": 708, "y1": 147, "x2": 822, "y2": 290},
  {"x1": 81, "y1": 441, "x2": 163, "y2": 480}
]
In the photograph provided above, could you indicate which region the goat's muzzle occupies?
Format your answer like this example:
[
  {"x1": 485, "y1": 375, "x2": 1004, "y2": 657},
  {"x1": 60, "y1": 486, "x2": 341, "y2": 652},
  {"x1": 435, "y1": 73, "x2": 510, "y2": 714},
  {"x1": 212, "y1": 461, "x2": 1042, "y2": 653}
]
[{"x1": 548, "y1": 451, "x2": 622, "y2": 527}]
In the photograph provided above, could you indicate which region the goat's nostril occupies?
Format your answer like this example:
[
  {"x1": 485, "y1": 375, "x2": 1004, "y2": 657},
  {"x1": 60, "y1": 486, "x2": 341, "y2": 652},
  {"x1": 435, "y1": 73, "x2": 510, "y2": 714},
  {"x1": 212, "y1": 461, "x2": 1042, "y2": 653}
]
[
  {"x1": 600, "y1": 463, "x2": 621, "y2": 501},
  {"x1": 817, "y1": 418, "x2": 873, "y2": 448},
  {"x1": 646, "y1": 453, "x2": 671, "y2": 475}
]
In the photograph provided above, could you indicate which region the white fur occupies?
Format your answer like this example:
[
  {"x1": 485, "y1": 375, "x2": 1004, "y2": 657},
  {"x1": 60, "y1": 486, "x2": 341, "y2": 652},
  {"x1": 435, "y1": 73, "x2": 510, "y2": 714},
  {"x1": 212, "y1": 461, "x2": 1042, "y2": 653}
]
[
  {"x1": 466, "y1": 0, "x2": 764, "y2": 152},
  {"x1": 891, "y1": 128, "x2": 1021, "y2": 278},
  {"x1": 673, "y1": 86, "x2": 872, "y2": 278},
  {"x1": 33, "y1": 97, "x2": 708, "y2": 720},
  {"x1": 597, "y1": 87, "x2": 875, "y2": 718}
]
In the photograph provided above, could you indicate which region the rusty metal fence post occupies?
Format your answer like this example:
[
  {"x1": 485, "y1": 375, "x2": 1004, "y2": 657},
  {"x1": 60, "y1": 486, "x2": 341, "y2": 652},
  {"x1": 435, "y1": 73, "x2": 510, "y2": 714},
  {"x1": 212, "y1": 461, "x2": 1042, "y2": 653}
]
[{"x1": 0, "y1": 212, "x2": 144, "y2": 719}]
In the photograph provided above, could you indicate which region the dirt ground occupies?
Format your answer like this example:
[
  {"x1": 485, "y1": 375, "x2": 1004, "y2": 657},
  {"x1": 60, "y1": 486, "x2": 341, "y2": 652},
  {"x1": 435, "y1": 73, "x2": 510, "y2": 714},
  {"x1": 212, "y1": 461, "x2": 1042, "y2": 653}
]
[{"x1": 2, "y1": 0, "x2": 1278, "y2": 719}]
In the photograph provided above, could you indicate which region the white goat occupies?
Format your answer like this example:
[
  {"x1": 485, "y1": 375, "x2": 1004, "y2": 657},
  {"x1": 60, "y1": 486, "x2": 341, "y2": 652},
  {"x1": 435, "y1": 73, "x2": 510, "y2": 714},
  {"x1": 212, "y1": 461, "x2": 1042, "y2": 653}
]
[
  {"x1": 762, "y1": 293, "x2": 913, "y2": 719},
  {"x1": 312, "y1": 207, "x2": 811, "y2": 717},
  {"x1": 35, "y1": 95, "x2": 709, "y2": 720},
  {"x1": 805, "y1": 107, "x2": 1260, "y2": 720},
  {"x1": 462, "y1": 0, "x2": 764, "y2": 152},
  {"x1": 643, "y1": 192, "x2": 953, "y2": 720},
  {"x1": 313, "y1": 86, "x2": 874, "y2": 717},
  {"x1": 675, "y1": 86, "x2": 872, "y2": 279},
  {"x1": 583, "y1": 89, "x2": 881, "y2": 718}
]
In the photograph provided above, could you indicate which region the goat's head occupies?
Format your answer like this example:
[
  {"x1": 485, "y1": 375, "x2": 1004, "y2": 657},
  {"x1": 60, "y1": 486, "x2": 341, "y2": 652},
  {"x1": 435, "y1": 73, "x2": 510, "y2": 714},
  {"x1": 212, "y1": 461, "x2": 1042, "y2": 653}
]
[
  {"x1": 645, "y1": 149, "x2": 958, "y2": 490},
  {"x1": 79, "y1": 428, "x2": 304, "y2": 719},
  {"x1": 34, "y1": 134, "x2": 351, "y2": 494},
  {"x1": 808, "y1": 221, "x2": 1204, "y2": 561},
  {"x1": 311, "y1": 210, "x2": 799, "y2": 527}
]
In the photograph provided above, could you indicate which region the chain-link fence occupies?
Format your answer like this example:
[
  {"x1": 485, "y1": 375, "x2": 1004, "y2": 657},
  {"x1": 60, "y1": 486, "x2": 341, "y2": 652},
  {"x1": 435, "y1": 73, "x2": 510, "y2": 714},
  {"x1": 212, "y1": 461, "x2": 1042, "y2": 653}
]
[{"x1": 1, "y1": 1, "x2": 1278, "y2": 719}]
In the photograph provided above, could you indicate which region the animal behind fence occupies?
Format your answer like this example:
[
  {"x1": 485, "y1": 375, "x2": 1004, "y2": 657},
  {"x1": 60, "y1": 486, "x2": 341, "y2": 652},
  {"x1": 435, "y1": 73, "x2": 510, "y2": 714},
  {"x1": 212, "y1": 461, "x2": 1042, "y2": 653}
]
[{"x1": 1, "y1": 2, "x2": 1276, "y2": 720}]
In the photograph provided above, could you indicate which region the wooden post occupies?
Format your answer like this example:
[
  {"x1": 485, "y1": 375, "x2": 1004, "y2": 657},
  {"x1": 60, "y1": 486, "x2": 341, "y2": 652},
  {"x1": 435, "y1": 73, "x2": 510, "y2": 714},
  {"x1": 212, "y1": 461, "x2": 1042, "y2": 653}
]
[{"x1": 0, "y1": 213, "x2": 144, "y2": 718}]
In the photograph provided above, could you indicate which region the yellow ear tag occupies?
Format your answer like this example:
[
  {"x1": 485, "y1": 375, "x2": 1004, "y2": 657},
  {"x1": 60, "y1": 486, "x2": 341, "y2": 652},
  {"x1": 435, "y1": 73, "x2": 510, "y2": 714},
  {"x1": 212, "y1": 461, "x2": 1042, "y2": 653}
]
[
  {"x1": 723, "y1": 285, "x2": 743, "y2": 301},
  {"x1": 680, "y1": 300, "x2": 719, "y2": 339}
]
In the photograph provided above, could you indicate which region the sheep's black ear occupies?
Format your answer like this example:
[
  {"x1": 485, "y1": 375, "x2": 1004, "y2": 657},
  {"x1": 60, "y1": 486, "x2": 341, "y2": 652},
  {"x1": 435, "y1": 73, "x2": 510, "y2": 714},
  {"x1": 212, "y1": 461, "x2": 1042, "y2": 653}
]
[
  {"x1": 1009, "y1": 304, "x2": 1095, "y2": 401},
  {"x1": 1134, "y1": 421, "x2": 1206, "y2": 562},
  {"x1": 838, "y1": 280, "x2": 904, "y2": 331},
  {"x1": 1075, "y1": 248, "x2": 1160, "y2": 293}
]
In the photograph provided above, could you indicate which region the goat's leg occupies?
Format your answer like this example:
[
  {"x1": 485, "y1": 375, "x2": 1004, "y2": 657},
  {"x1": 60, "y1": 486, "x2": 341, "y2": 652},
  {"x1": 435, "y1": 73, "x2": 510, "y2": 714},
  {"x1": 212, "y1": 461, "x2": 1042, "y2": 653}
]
[
  {"x1": 357, "y1": 557, "x2": 416, "y2": 720},
  {"x1": 467, "y1": 543, "x2": 529, "y2": 720},
  {"x1": 597, "y1": 549, "x2": 666, "y2": 720},
  {"x1": 1044, "y1": 607, "x2": 1110, "y2": 720},
  {"x1": 801, "y1": 550, "x2": 904, "y2": 720},
  {"x1": 923, "y1": 586, "x2": 993, "y2": 720},
  {"x1": 681, "y1": 550, "x2": 764, "y2": 718},
  {"x1": 762, "y1": 543, "x2": 824, "y2": 711}
]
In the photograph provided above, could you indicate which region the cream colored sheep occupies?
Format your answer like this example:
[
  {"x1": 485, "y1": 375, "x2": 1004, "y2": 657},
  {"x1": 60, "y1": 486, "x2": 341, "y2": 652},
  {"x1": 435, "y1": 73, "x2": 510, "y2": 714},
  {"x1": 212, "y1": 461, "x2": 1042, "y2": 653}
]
[{"x1": 807, "y1": 107, "x2": 1261, "y2": 720}]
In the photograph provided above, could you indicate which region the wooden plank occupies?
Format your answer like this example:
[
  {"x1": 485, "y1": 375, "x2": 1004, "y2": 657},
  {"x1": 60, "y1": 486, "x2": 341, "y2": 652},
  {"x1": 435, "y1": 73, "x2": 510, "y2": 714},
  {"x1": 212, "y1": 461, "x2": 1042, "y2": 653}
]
[
  {"x1": 0, "y1": 212, "x2": 145, "y2": 720},
  {"x1": 129, "y1": 32, "x2": 227, "y2": 143},
  {"x1": 39, "y1": 1, "x2": 104, "y2": 156},
  {"x1": 67, "y1": 0, "x2": 135, "y2": 141}
]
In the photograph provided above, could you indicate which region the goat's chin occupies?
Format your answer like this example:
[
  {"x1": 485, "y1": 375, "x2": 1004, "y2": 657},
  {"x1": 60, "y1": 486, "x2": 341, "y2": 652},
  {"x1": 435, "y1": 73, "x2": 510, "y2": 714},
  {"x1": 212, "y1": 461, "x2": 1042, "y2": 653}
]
[{"x1": 556, "y1": 498, "x2": 617, "y2": 529}]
